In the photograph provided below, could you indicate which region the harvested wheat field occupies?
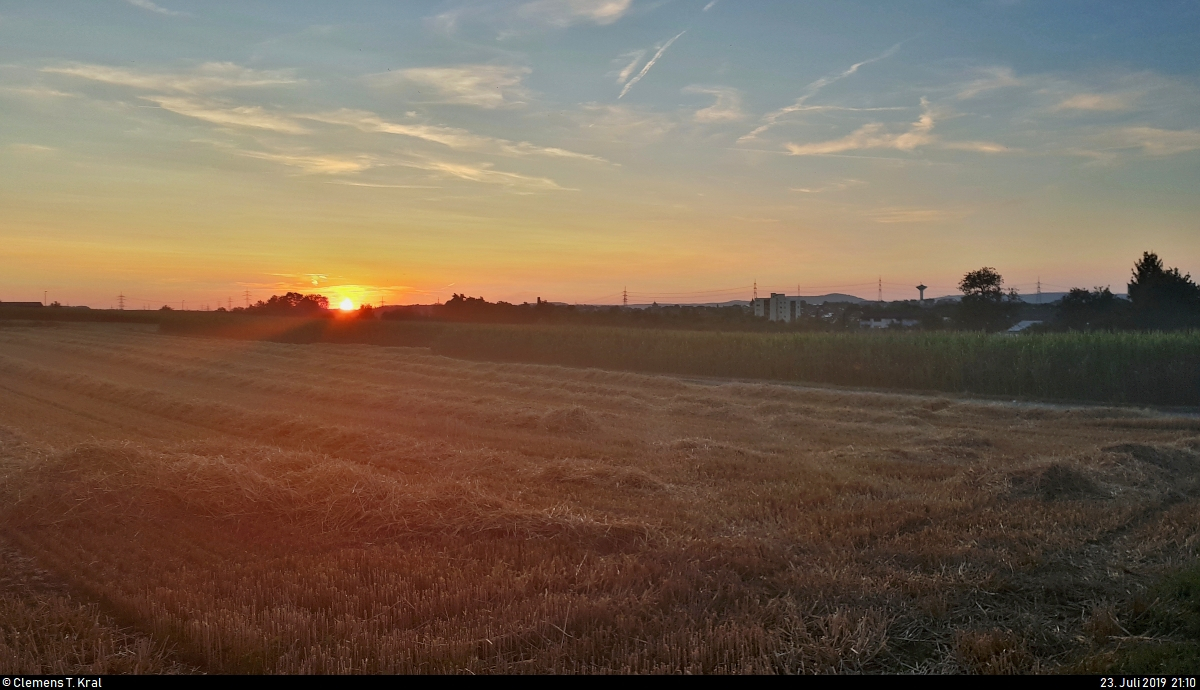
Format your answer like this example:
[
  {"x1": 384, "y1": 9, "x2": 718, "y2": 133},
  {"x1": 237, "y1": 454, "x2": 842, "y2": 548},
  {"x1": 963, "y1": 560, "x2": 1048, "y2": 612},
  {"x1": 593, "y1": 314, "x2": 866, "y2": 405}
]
[{"x1": 1, "y1": 322, "x2": 1199, "y2": 673}]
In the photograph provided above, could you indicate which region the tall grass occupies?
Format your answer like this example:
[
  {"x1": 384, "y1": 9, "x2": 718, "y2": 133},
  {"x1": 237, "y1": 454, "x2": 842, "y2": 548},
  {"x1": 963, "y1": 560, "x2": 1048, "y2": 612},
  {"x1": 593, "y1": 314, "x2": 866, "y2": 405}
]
[{"x1": 159, "y1": 315, "x2": 1200, "y2": 406}]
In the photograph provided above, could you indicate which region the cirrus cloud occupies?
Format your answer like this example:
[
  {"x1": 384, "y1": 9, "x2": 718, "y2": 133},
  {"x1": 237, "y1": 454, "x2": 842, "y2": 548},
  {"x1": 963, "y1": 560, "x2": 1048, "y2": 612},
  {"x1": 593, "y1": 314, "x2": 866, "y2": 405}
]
[
  {"x1": 786, "y1": 98, "x2": 936, "y2": 156},
  {"x1": 1053, "y1": 93, "x2": 1134, "y2": 112},
  {"x1": 44, "y1": 62, "x2": 300, "y2": 93},
  {"x1": 142, "y1": 96, "x2": 310, "y2": 134},
  {"x1": 368, "y1": 65, "x2": 530, "y2": 109},
  {"x1": 684, "y1": 86, "x2": 745, "y2": 123},
  {"x1": 518, "y1": 0, "x2": 633, "y2": 27}
]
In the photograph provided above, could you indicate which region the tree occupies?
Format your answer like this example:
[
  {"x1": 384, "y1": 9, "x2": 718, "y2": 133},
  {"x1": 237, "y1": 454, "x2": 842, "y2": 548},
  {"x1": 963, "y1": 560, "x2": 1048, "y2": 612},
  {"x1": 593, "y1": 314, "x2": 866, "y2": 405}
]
[
  {"x1": 1127, "y1": 252, "x2": 1199, "y2": 329},
  {"x1": 248, "y1": 292, "x2": 329, "y2": 315},
  {"x1": 957, "y1": 267, "x2": 1021, "y2": 331},
  {"x1": 1057, "y1": 286, "x2": 1129, "y2": 331},
  {"x1": 959, "y1": 267, "x2": 1005, "y2": 302}
]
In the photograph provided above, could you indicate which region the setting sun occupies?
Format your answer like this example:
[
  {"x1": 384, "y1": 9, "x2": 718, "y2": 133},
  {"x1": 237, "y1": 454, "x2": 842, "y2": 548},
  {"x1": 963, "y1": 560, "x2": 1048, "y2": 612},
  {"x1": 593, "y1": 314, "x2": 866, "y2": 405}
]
[{"x1": 339, "y1": 298, "x2": 354, "y2": 311}]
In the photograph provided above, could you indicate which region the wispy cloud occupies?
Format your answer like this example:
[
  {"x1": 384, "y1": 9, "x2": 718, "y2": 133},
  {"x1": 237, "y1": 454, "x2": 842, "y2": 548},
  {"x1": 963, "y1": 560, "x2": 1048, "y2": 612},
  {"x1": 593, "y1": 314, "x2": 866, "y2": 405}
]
[
  {"x1": 614, "y1": 50, "x2": 646, "y2": 84},
  {"x1": 125, "y1": 0, "x2": 188, "y2": 17},
  {"x1": 785, "y1": 98, "x2": 936, "y2": 156},
  {"x1": 1053, "y1": 93, "x2": 1134, "y2": 112},
  {"x1": 143, "y1": 96, "x2": 310, "y2": 133},
  {"x1": 239, "y1": 150, "x2": 377, "y2": 174},
  {"x1": 518, "y1": 0, "x2": 634, "y2": 27},
  {"x1": 367, "y1": 65, "x2": 530, "y2": 109},
  {"x1": 0, "y1": 85, "x2": 78, "y2": 98},
  {"x1": 574, "y1": 103, "x2": 676, "y2": 143},
  {"x1": 403, "y1": 157, "x2": 568, "y2": 191},
  {"x1": 703, "y1": 1, "x2": 720, "y2": 11},
  {"x1": 790, "y1": 179, "x2": 863, "y2": 193},
  {"x1": 1111, "y1": 127, "x2": 1200, "y2": 156},
  {"x1": 8, "y1": 143, "x2": 58, "y2": 154},
  {"x1": 684, "y1": 85, "x2": 744, "y2": 123},
  {"x1": 866, "y1": 207, "x2": 961, "y2": 224},
  {"x1": 741, "y1": 43, "x2": 901, "y2": 141},
  {"x1": 324, "y1": 181, "x2": 441, "y2": 189},
  {"x1": 619, "y1": 31, "x2": 685, "y2": 99},
  {"x1": 955, "y1": 66, "x2": 1021, "y2": 99},
  {"x1": 941, "y1": 140, "x2": 1012, "y2": 153},
  {"x1": 302, "y1": 109, "x2": 608, "y2": 162},
  {"x1": 44, "y1": 62, "x2": 299, "y2": 93}
]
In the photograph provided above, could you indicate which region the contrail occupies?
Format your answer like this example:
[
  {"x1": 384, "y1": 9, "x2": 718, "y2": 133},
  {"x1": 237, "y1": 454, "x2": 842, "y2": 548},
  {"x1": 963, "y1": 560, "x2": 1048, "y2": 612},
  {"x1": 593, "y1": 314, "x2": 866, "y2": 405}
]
[
  {"x1": 619, "y1": 31, "x2": 686, "y2": 99},
  {"x1": 740, "y1": 42, "x2": 902, "y2": 141}
]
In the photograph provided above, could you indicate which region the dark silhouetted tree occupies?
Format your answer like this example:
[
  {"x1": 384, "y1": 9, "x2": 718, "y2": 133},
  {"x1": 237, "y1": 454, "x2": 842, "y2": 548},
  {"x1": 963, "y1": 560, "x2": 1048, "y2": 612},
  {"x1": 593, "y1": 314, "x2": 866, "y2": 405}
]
[
  {"x1": 957, "y1": 267, "x2": 1021, "y2": 331},
  {"x1": 1127, "y1": 252, "x2": 1200, "y2": 330},
  {"x1": 249, "y1": 292, "x2": 329, "y2": 315},
  {"x1": 1057, "y1": 286, "x2": 1129, "y2": 331}
]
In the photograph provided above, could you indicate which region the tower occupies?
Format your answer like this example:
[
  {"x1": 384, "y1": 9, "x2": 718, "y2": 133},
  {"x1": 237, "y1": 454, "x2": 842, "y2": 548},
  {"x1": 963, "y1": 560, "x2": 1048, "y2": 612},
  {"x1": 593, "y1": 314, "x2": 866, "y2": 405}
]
[
  {"x1": 623, "y1": 287, "x2": 628, "y2": 307},
  {"x1": 753, "y1": 281, "x2": 758, "y2": 301},
  {"x1": 117, "y1": 293, "x2": 125, "y2": 310},
  {"x1": 916, "y1": 284, "x2": 927, "y2": 303},
  {"x1": 1036, "y1": 278, "x2": 1042, "y2": 305},
  {"x1": 878, "y1": 276, "x2": 883, "y2": 304}
]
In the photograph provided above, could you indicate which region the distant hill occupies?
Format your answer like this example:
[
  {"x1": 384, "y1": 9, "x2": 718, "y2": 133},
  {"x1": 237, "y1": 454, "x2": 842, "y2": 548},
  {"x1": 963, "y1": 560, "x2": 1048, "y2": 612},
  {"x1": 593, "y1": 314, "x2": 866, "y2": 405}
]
[
  {"x1": 931, "y1": 292, "x2": 1128, "y2": 304},
  {"x1": 625, "y1": 293, "x2": 867, "y2": 308}
]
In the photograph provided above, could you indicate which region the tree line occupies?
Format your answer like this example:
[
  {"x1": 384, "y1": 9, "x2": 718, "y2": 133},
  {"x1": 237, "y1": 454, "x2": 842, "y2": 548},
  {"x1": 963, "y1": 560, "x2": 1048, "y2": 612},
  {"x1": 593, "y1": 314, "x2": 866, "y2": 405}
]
[
  {"x1": 231, "y1": 252, "x2": 1197, "y2": 333},
  {"x1": 954, "y1": 252, "x2": 1199, "y2": 332}
]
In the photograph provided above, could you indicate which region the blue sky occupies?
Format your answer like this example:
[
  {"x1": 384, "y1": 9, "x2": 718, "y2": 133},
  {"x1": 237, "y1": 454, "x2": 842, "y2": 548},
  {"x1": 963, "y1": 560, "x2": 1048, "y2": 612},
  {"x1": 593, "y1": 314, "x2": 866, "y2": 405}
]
[{"x1": 2, "y1": 0, "x2": 1198, "y2": 307}]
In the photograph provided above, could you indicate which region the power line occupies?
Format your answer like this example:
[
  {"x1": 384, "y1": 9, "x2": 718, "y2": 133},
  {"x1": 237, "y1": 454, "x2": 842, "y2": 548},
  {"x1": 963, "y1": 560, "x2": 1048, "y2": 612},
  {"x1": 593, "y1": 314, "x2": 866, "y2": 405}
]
[{"x1": 626, "y1": 285, "x2": 754, "y2": 297}]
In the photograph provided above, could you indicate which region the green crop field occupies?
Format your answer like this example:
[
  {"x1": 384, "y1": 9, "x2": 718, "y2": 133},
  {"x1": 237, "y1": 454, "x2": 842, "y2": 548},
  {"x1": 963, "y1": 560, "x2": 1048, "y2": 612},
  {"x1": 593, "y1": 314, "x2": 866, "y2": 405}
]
[{"x1": 154, "y1": 314, "x2": 1200, "y2": 407}]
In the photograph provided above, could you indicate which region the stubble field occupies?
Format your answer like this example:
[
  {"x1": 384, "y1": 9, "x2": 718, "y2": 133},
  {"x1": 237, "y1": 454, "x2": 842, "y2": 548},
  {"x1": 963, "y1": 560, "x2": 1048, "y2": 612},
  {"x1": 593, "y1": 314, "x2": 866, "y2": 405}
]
[{"x1": 1, "y1": 322, "x2": 1198, "y2": 673}]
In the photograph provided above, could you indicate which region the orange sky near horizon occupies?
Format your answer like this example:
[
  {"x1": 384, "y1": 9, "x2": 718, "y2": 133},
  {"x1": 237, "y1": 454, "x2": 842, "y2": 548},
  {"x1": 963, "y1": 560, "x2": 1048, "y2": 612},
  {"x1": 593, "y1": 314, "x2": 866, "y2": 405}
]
[{"x1": 3, "y1": 2, "x2": 1198, "y2": 308}]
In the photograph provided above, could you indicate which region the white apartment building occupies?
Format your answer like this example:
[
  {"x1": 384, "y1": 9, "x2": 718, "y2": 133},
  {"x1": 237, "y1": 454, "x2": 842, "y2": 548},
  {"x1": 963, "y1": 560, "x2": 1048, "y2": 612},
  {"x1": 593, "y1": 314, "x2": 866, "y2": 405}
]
[{"x1": 752, "y1": 293, "x2": 803, "y2": 322}]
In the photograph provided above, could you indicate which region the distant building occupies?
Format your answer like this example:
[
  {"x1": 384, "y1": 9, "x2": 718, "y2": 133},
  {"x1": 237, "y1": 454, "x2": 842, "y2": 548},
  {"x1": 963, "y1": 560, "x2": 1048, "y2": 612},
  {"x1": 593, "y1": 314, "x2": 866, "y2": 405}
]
[
  {"x1": 1006, "y1": 320, "x2": 1043, "y2": 334},
  {"x1": 0, "y1": 301, "x2": 44, "y2": 308},
  {"x1": 752, "y1": 293, "x2": 805, "y2": 322}
]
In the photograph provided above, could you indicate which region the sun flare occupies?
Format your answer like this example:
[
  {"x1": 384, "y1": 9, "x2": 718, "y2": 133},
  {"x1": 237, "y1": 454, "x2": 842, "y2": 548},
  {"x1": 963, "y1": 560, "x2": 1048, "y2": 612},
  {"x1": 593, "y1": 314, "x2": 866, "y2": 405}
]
[{"x1": 339, "y1": 298, "x2": 354, "y2": 311}]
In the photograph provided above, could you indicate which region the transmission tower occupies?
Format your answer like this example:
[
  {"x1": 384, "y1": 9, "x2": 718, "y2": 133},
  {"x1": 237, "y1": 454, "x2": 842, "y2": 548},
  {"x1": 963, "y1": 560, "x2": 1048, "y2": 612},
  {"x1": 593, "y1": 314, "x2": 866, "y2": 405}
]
[
  {"x1": 243, "y1": 290, "x2": 251, "y2": 308},
  {"x1": 623, "y1": 287, "x2": 628, "y2": 307},
  {"x1": 1036, "y1": 278, "x2": 1042, "y2": 305},
  {"x1": 878, "y1": 277, "x2": 883, "y2": 304},
  {"x1": 117, "y1": 293, "x2": 125, "y2": 310},
  {"x1": 753, "y1": 281, "x2": 758, "y2": 301}
]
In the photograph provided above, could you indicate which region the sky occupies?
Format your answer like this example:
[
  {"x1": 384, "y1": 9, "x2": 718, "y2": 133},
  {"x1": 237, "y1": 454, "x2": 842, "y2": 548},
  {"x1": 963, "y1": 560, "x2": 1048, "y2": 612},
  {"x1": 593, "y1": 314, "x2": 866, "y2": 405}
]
[{"x1": 2, "y1": 0, "x2": 1199, "y2": 308}]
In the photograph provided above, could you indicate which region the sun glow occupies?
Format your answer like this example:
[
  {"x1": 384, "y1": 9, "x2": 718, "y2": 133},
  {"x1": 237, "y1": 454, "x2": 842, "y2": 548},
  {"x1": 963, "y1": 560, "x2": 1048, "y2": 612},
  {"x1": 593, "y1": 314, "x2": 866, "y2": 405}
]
[{"x1": 339, "y1": 298, "x2": 354, "y2": 311}]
